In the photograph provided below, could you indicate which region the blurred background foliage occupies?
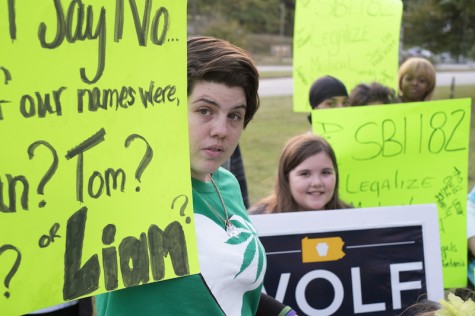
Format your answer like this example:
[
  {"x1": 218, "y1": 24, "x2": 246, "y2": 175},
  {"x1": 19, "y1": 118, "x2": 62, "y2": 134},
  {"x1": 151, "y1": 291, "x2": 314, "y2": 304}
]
[
  {"x1": 403, "y1": 0, "x2": 475, "y2": 62},
  {"x1": 187, "y1": 0, "x2": 475, "y2": 64}
]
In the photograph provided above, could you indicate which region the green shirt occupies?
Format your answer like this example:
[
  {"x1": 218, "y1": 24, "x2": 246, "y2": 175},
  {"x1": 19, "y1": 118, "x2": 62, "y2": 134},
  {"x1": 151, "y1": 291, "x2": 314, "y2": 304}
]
[{"x1": 96, "y1": 168, "x2": 266, "y2": 315}]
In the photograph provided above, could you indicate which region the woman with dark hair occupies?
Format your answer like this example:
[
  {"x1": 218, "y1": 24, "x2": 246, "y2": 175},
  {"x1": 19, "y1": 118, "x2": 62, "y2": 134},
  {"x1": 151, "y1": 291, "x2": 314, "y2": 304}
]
[
  {"x1": 96, "y1": 36, "x2": 296, "y2": 316},
  {"x1": 306, "y1": 75, "x2": 349, "y2": 124},
  {"x1": 249, "y1": 133, "x2": 351, "y2": 214},
  {"x1": 348, "y1": 82, "x2": 400, "y2": 106},
  {"x1": 308, "y1": 75, "x2": 349, "y2": 109}
]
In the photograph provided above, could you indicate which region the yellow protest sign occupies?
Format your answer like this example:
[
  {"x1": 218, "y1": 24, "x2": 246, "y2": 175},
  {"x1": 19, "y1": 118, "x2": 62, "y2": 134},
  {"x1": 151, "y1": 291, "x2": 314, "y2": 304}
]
[
  {"x1": 0, "y1": 1, "x2": 197, "y2": 315},
  {"x1": 293, "y1": 0, "x2": 402, "y2": 112},
  {"x1": 312, "y1": 99, "x2": 472, "y2": 288}
]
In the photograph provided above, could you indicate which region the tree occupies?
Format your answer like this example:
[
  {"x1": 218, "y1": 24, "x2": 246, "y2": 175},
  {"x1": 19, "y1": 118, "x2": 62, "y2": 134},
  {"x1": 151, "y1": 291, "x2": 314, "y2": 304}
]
[
  {"x1": 187, "y1": 0, "x2": 295, "y2": 36},
  {"x1": 187, "y1": 0, "x2": 295, "y2": 54},
  {"x1": 403, "y1": 0, "x2": 475, "y2": 61}
]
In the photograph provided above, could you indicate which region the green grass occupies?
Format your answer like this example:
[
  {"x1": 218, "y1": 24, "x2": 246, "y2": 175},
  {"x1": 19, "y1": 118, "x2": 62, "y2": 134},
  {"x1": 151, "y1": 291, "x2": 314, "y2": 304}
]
[{"x1": 241, "y1": 85, "x2": 475, "y2": 206}]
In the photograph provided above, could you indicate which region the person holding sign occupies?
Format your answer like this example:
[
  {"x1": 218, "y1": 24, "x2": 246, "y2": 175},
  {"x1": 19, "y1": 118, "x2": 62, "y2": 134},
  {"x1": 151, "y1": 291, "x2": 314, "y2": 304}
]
[
  {"x1": 249, "y1": 133, "x2": 351, "y2": 214},
  {"x1": 95, "y1": 36, "x2": 296, "y2": 316},
  {"x1": 308, "y1": 75, "x2": 349, "y2": 110},
  {"x1": 307, "y1": 75, "x2": 349, "y2": 123},
  {"x1": 348, "y1": 82, "x2": 400, "y2": 106},
  {"x1": 398, "y1": 57, "x2": 436, "y2": 102}
]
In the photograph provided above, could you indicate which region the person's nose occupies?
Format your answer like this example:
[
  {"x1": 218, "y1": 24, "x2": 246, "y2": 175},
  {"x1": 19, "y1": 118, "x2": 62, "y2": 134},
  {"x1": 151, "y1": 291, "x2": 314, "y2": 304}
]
[
  {"x1": 210, "y1": 115, "x2": 228, "y2": 138},
  {"x1": 310, "y1": 175, "x2": 323, "y2": 187}
]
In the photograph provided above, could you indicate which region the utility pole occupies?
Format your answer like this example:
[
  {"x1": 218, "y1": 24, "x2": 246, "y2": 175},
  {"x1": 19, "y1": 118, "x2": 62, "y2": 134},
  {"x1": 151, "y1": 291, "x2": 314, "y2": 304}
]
[
  {"x1": 189, "y1": 0, "x2": 197, "y2": 34},
  {"x1": 280, "y1": 1, "x2": 286, "y2": 39}
]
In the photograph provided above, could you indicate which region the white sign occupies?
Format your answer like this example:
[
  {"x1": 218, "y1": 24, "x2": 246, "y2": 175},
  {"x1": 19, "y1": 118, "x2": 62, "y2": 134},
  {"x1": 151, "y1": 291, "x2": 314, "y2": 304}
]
[{"x1": 251, "y1": 204, "x2": 444, "y2": 315}]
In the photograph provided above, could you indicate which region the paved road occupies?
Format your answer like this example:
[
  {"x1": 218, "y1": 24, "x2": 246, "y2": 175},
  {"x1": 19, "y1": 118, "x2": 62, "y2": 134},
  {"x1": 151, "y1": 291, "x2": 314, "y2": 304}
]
[{"x1": 259, "y1": 71, "x2": 475, "y2": 97}]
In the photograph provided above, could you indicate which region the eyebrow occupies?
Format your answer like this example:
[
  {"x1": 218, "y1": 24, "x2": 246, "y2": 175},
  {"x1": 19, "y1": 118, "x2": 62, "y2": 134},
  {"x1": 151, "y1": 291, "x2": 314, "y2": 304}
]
[
  {"x1": 192, "y1": 97, "x2": 247, "y2": 110},
  {"x1": 192, "y1": 97, "x2": 218, "y2": 107}
]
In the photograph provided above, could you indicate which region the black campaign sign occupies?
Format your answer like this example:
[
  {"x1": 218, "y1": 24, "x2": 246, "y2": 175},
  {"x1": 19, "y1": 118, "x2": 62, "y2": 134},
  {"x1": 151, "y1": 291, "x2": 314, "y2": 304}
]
[{"x1": 261, "y1": 226, "x2": 426, "y2": 315}]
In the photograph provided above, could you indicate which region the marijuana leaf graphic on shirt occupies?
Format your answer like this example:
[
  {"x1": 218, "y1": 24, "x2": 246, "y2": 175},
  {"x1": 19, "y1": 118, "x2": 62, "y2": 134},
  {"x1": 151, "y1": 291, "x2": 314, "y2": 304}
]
[{"x1": 225, "y1": 218, "x2": 265, "y2": 283}]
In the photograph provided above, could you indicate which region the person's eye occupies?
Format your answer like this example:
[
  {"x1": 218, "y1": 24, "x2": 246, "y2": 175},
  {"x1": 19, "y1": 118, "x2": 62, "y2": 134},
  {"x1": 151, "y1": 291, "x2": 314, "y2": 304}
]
[
  {"x1": 322, "y1": 169, "x2": 334, "y2": 175},
  {"x1": 298, "y1": 171, "x2": 310, "y2": 177},
  {"x1": 329, "y1": 101, "x2": 337, "y2": 108},
  {"x1": 198, "y1": 108, "x2": 212, "y2": 116},
  {"x1": 228, "y1": 112, "x2": 243, "y2": 121}
]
